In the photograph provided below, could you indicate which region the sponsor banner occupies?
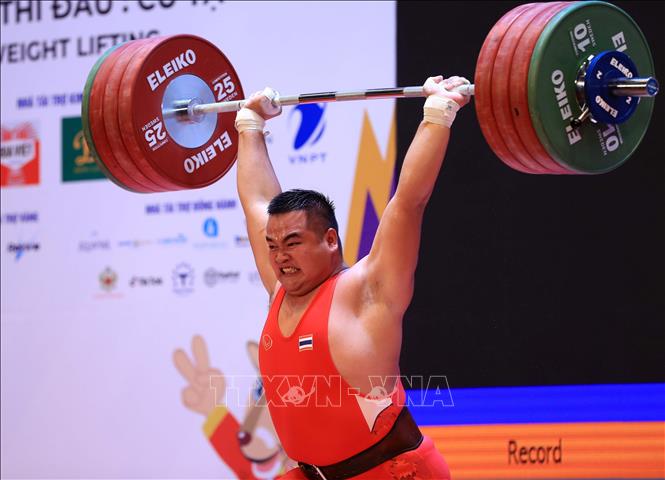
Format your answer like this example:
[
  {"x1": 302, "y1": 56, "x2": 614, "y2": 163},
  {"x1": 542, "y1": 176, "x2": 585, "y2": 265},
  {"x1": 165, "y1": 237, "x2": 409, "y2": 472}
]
[
  {"x1": 61, "y1": 116, "x2": 105, "y2": 182},
  {"x1": 0, "y1": 122, "x2": 40, "y2": 187},
  {"x1": 1, "y1": 2, "x2": 396, "y2": 478}
]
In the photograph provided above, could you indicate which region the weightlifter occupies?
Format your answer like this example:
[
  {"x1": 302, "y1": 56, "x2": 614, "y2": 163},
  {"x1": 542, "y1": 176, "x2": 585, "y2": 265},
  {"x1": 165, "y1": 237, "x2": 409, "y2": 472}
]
[{"x1": 234, "y1": 75, "x2": 470, "y2": 480}]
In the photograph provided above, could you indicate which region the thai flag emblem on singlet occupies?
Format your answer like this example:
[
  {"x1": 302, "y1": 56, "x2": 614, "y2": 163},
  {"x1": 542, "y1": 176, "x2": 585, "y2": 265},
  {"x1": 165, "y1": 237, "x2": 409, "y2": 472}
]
[{"x1": 298, "y1": 334, "x2": 313, "y2": 352}]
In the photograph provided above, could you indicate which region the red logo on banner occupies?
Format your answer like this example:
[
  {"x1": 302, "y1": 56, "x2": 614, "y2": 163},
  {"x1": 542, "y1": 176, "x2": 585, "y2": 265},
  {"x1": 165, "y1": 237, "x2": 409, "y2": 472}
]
[{"x1": 1, "y1": 123, "x2": 40, "y2": 187}]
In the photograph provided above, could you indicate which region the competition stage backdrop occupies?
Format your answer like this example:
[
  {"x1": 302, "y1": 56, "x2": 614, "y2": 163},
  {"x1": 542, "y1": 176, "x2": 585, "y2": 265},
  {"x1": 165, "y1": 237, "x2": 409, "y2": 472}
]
[
  {"x1": 1, "y1": 1, "x2": 664, "y2": 479},
  {"x1": 0, "y1": 2, "x2": 396, "y2": 479}
]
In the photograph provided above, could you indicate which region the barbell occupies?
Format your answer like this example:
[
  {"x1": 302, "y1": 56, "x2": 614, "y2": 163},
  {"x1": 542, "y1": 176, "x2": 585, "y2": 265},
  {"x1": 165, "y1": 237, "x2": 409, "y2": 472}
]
[{"x1": 81, "y1": 1, "x2": 659, "y2": 193}]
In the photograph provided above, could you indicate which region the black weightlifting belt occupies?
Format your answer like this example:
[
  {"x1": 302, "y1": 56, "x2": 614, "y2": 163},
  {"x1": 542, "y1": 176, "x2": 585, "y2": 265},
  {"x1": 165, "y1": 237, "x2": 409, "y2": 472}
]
[{"x1": 298, "y1": 407, "x2": 424, "y2": 480}]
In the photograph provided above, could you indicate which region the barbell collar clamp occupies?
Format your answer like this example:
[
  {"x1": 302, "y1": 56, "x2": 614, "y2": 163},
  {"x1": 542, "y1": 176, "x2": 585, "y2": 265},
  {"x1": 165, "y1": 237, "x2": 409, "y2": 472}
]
[
  {"x1": 167, "y1": 98, "x2": 207, "y2": 124},
  {"x1": 570, "y1": 105, "x2": 592, "y2": 129}
]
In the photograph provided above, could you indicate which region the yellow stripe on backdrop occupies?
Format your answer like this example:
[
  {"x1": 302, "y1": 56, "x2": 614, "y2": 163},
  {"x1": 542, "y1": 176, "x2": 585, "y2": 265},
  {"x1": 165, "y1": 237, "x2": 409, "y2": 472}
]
[
  {"x1": 423, "y1": 421, "x2": 665, "y2": 478},
  {"x1": 344, "y1": 110, "x2": 397, "y2": 266}
]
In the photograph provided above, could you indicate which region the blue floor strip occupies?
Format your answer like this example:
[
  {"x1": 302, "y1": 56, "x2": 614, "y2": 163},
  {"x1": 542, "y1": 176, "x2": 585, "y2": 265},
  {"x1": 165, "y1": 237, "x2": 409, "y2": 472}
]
[{"x1": 405, "y1": 383, "x2": 665, "y2": 426}]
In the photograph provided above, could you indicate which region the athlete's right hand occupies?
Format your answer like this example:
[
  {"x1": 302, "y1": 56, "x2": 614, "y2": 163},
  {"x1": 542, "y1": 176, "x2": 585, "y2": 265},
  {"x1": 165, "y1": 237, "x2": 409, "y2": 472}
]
[
  {"x1": 244, "y1": 87, "x2": 282, "y2": 120},
  {"x1": 423, "y1": 75, "x2": 471, "y2": 108}
]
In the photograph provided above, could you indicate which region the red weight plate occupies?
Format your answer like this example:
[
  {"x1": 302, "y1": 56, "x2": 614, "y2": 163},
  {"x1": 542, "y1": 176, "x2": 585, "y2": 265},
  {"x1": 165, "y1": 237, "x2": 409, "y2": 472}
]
[
  {"x1": 89, "y1": 42, "x2": 156, "y2": 192},
  {"x1": 474, "y1": 3, "x2": 537, "y2": 174},
  {"x1": 509, "y1": 2, "x2": 574, "y2": 174},
  {"x1": 103, "y1": 38, "x2": 169, "y2": 192},
  {"x1": 117, "y1": 39, "x2": 185, "y2": 191},
  {"x1": 83, "y1": 43, "x2": 138, "y2": 192},
  {"x1": 118, "y1": 34, "x2": 244, "y2": 190},
  {"x1": 492, "y1": 3, "x2": 561, "y2": 174}
]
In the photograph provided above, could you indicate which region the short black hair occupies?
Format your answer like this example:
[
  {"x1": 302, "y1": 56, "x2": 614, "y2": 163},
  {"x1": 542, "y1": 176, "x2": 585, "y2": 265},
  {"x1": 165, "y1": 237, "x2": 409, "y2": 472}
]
[{"x1": 268, "y1": 189, "x2": 343, "y2": 256}]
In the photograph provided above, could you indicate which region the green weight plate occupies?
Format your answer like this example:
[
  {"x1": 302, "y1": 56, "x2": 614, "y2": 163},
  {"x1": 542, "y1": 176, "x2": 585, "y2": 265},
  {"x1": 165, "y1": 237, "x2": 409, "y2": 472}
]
[
  {"x1": 528, "y1": 1, "x2": 655, "y2": 174},
  {"x1": 81, "y1": 42, "x2": 141, "y2": 192}
]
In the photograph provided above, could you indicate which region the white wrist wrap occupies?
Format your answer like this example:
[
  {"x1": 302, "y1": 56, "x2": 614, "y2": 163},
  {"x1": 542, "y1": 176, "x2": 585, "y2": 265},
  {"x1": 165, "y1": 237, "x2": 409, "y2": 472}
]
[
  {"x1": 423, "y1": 96, "x2": 460, "y2": 128},
  {"x1": 235, "y1": 107, "x2": 266, "y2": 134}
]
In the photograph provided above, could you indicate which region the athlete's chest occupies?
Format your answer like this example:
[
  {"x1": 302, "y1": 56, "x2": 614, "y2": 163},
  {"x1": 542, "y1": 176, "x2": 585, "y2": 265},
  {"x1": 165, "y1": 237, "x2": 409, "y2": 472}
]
[{"x1": 276, "y1": 304, "x2": 309, "y2": 337}]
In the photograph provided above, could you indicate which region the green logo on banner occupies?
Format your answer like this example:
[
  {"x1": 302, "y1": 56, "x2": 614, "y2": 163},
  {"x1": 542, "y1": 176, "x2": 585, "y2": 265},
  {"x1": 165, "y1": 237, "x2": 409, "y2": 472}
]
[{"x1": 62, "y1": 116, "x2": 106, "y2": 182}]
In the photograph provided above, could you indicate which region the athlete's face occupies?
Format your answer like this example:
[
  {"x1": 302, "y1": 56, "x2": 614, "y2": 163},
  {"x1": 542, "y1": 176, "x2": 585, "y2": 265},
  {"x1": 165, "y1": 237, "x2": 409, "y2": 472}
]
[{"x1": 266, "y1": 210, "x2": 339, "y2": 296}]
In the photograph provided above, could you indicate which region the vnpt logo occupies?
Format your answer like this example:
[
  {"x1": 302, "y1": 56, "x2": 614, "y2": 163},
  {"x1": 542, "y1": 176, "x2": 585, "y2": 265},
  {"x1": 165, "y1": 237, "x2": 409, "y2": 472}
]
[
  {"x1": 290, "y1": 104, "x2": 326, "y2": 149},
  {"x1": 203, "y1": 218, "x2": 219, "y2": 238},
  {"x1": 288, "y1": 104, "x2": 327, "y2": 164},
  {"x1": 172, "y1": 263, "x2": 194, "y2": 295}
]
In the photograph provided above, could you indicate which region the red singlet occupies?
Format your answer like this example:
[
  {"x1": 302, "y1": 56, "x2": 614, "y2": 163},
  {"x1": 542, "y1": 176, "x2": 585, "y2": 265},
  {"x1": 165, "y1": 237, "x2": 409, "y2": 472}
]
[{"x1": 259, "y1": 273, "x2": 451, "y2": 479}]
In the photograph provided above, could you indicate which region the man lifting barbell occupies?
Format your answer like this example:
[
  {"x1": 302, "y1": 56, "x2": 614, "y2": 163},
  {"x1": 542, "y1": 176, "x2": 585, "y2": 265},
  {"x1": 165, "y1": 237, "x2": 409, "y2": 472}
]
[
  {"x1": 234, "y1": 75, "x2": 470, "y2": 480},
  {"x1": 78, "y1": 1, "x2": 659, "y2": 477}
]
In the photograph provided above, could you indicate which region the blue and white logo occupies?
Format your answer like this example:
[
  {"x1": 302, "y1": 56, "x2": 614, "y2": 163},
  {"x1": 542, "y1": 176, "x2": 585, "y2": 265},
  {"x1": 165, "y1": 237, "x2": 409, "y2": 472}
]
[
  {"x1": 172, "y1": 263, "x2": 194, "y2": 295},
  {"x1": 193, "y1": 217, "x2": 227, "y2": 249},
  {"x1": 203, "y1": 217, "x2": 219, "y2": 238},
  {"x1": 289, "y1": 103, "x2": 327, "y2": 164},
  {"x1": 290, "y1": 104, "x2": 326, "y2": 150}
]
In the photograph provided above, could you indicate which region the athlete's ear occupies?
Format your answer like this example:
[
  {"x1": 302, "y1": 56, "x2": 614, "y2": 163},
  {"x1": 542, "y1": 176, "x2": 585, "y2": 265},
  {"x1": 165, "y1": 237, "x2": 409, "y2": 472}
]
[{"x1": 324, "y1": 228, "x2": 338, "y2": 251}]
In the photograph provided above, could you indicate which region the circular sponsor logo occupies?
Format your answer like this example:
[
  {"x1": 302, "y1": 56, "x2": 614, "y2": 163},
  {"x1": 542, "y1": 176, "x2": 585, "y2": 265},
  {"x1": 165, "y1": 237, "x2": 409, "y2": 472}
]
[{"x1": 262, "y1": 334, "x2": 273, "y2": 351}]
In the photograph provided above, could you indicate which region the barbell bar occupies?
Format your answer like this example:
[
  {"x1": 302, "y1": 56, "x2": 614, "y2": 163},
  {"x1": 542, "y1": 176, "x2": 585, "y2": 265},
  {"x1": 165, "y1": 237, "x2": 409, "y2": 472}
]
[
  {"x1": 165, "y1": 84, "x2": 476, "y2": 118},
  {"x1": 164, "y1": 77, "x2": 657, "y2": 119},
  {"x1": 81, "y1": 1, "x2": 660, "y2": 193}
]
